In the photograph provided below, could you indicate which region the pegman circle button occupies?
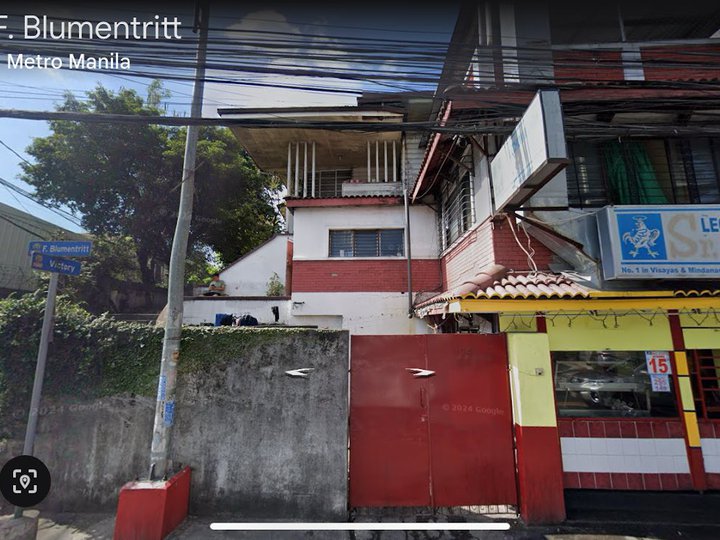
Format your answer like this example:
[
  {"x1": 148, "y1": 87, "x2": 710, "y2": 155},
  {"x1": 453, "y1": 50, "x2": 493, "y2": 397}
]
[{"x1": 0, "y1": 455, "x2": 51, "y2": 508}]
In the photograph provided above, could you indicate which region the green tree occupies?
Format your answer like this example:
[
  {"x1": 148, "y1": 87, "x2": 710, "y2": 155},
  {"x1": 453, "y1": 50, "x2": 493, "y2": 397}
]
[
  {"x1": 174, "y1": 126, "x2": 283, "y2": 264},
  {"x1": 21, "y1": 84, "x2": 281, "y2": 291},
  {"x1": 57, "y1": 235, "x2": 143, "y2": 313}
]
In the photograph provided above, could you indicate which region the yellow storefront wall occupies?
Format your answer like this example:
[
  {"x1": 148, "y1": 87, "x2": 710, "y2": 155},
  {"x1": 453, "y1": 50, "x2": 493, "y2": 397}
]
[
  {"x1": 546, "y1": 312, "x2": 673, "y2": 351},
  {"x1": 683, "y1": 328, "x2": 720, "y2": 349},
  {"x1": 507, "y1": 333, "x2": 556, "y2": 428}
]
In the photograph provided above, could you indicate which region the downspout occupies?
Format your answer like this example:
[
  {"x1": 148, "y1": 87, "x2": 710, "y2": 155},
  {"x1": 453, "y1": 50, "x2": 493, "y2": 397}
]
[{"x1": 402, "y1": 138, "x2": 414, "y2": 319}]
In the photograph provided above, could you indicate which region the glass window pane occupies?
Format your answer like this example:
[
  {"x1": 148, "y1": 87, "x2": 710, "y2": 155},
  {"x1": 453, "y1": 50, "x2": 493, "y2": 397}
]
[
  {"x1": 643, "y1": 140, "x2": 674, "y2": 203},
  {"x1": 567, "y1": 141, "x2": 608, "y2": 207},
  {"x1": 553, "y1": 351, "x2": 678, "y2": 418},
  {"x1": 666, "y1": 140, "x2": 692, "y2": 203},
  {"x1": 380, "y1": 230, "x2": 404, "y2": 256},
  {"x1": 440, "y1": 167, "x2": 474, "y2": 247},
  {"x1": 690, "y1": 139, "x2": 720, "y2": 203},
  {"x1": 354, "y1": 230, "x2": 378, "y2": 257},
  {"x1": 329, "y1": 230, "x2": 353, "y2": 257}
]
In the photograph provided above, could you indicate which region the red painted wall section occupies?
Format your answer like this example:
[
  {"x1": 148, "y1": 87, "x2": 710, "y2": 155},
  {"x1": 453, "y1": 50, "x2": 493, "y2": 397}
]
[
  {"x1": 643, "y1": 44, "x2": 720, "y2": 82},
  {"x1": 492, "y1": 219, "x2": 554, "y2": 271},
  {"x1": 441, "y1": 219, "x2": 554, "y2": 292},
  {"x1": 285, "y1": 239, "x2": 294, "y2": 296},
  {"x1": 558, "y1": 418, "x2": 685, "y2": 438},
  {"x1": 552, "y1": 45, "x2": 720, "y2": 84},
  {"x1": 292, "y1": 259, "x2": 442, "y2": 293},
  {"x1": 699, "y1": 421, "x2": 720, "y2": 439},
  {"x1": 553, "y1": 50, "x2": 624, "y2": 82},
  {"x1": 514, "y1": 425, "x2": 566, "y2": 524}
]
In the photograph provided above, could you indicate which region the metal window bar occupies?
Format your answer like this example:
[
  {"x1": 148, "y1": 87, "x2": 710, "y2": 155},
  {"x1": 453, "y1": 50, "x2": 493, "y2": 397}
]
[
  {"x1": 566, "y1": 138, "x2": 720, "y2": 208},
  {"x1": 329, "y1": 230, "x2": 353, "y2": 257},
  {"x1": 329, "y1": 229, "x2": 404, "y2": 257},
  {"x1": 354, "y1": 230, "x2": 380, "y2": 257},
  {"x1": 318, "y1": 169, "x2": 352, "y2": 198},
  {"x1": 440, "y1": 174, "x2": 473, "y2": 247},
  {"x1": 664, "y1": 139, "x2": 681, "y2": 204},
  {"x1": 689, "y1": 349, "x2": 720, "y2": 419},
  {"x1": 709, "y1": 138, "x2": 720, "y2": 202}
]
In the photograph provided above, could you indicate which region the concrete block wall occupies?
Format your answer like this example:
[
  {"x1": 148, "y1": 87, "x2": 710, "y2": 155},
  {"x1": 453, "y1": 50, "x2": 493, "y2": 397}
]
[{"x1": 0, "y1": 330, "x2": 350, "y2": 520}]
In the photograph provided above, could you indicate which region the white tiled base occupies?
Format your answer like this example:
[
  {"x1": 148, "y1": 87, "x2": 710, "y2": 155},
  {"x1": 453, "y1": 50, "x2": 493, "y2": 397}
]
[
  {"x1": 701, "y1": 438, "x2": 720, "y2": 473},
  {"x1": 561, "y1": 437, "x2": 690, "y2": 474}
]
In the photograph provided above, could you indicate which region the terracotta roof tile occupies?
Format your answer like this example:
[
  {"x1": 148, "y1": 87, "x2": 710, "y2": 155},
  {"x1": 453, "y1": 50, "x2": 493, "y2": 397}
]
[{"x1": 415, "y1": 271, "x2": 590, "y2": 309}]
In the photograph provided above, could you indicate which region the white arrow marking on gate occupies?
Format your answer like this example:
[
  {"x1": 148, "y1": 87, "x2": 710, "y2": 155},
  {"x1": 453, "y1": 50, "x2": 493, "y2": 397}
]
[
  {"x1": 406, "y1": 368, "x2": 435, "y2": 378},
  {"x1": 285, "y1": 368, "x2": 315, "y2": 378}
]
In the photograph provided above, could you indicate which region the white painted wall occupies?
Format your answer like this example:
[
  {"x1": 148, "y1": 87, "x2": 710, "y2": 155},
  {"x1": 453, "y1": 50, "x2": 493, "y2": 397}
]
[
  {"x1": 292, "y1": 205, "x2": 438, "y2": 260},
  {"x1": 289, "y1": 292, "x2": 433, "y2": 335},
  {"x1": 219, "y1": 235, "x2": 288, "y2": 296},
  {"x1": 183, "y1": 292, "x2": 433, "y2": 335},
  {"x1": 183, "y1": 298, "x2": 290, "y2": 325}
]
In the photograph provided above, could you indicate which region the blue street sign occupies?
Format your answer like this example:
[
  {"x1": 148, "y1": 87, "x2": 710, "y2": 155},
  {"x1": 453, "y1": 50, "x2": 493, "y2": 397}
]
[
  {"x1": 27, "y1": 240, "x2": 92, "y2": 257},
  {"x1": 30, "y1": 253, "x2": 82, "y2": 276}
]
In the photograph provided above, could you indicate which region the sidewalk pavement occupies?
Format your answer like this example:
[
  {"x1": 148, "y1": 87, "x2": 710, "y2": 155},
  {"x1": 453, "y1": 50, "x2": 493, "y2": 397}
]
[{"x1": 23, "y1": 511, "x2": 720, "y2": 540}]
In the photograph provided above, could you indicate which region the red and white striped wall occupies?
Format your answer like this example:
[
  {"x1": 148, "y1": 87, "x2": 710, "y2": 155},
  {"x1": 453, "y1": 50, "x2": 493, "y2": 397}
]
[{"x1": 559, "y1": 419, "x2": 692, "y2": 490}]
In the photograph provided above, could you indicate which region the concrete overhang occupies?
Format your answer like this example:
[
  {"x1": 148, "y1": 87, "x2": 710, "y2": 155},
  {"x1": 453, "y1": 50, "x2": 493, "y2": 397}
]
[{"x1": 217, "y1": 107, "x2": 403, "y2": 174}]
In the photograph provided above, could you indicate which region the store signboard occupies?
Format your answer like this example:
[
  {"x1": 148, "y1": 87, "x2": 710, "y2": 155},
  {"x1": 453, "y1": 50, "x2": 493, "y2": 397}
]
[
  {"x1": 598, "y1": 205, "x2": 720, "y2": 279},
  {"x1": 490, "y1": 89, "x2": 569, "y2": 212},
  {"x1": 645, "y1": 351, "x2": 672, "y2": 375},
  {"x1": 645, "y1": 351, "x2": 672, "y2": 393}
]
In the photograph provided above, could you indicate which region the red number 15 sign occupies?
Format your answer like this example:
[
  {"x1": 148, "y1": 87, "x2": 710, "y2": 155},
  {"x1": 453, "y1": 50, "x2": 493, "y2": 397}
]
[{"x1": 645, "y1": 351, "x2": 672, "y2": 375}]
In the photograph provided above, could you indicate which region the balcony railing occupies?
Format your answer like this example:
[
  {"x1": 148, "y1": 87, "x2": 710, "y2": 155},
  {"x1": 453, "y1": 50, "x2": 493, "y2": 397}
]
[{"x1": 285, "y1": 140, "x2": 400, "y2": 198}]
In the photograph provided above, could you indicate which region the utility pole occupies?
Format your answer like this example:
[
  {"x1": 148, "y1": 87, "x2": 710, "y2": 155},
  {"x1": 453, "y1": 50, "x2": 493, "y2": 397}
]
[{"x1": 149, "y1": 0, "x2": 209, "y2": 480}]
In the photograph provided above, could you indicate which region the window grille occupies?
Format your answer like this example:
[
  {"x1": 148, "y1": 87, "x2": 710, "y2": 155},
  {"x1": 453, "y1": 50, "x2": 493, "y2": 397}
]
[
  {"x1": 317, "y1": 169, "x2": 353, "y2": 198},
  {"x1": 329, "y1": 229, "x2": 404, "y2": 257},
  {"x1": 567, "y1": 138, "x2": 720, "y2": 208},
  {"x1": 440, "y1": 167, "x2": 474, "y2": 250},
  {"x1": 688, "y1": 349, "x2": 720, "y2": 419}
]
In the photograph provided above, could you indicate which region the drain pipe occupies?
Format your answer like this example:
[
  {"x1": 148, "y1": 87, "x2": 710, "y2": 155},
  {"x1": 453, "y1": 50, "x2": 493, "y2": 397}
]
[{"x1": 402, "y1": 146, "x2": 414, "y2": 319}]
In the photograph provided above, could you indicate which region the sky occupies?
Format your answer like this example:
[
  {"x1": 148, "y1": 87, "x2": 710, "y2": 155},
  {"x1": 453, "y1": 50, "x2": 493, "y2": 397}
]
[{"x1": 0, "y1": 1, "x2": 457, "y2": 233}]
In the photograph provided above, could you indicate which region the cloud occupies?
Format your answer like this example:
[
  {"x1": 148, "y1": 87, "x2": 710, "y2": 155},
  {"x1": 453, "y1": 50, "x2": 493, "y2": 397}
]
[{"x1": 202, "y1": 10, "x2": 361, "y2": 116}]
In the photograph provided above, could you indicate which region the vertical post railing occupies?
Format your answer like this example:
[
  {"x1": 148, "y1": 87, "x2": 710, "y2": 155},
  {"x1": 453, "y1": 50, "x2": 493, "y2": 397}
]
[
  {"x1": 294, "y1": 142, "x2": 300, "y2": 197},
  {"x1": 311, "y1": 142, "x2": 316, "y2": 198},
  {"x1": 287, "y1": 142, "x2": 292, "y2": 196},
  {"x1": 367, "y1": 141, "x2": 371, "y2": 182}
]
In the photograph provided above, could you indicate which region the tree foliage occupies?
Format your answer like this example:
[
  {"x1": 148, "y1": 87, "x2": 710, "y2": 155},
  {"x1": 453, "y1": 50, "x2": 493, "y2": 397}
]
[
  {"x1": 55, "y1": 236, "x2": 143, "y2": 313},
  {"x1": 21, "y1": 84, "x2": 282, "y2": 289},
  {"x1": 0, "y1": 292, "x2": 318, "y2": 439}
]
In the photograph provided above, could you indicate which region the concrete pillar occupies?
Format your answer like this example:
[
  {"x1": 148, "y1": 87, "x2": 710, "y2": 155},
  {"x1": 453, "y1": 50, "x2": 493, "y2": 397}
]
[{"x1": 507, "y1": 332, "x2": 566, "y2": 524}]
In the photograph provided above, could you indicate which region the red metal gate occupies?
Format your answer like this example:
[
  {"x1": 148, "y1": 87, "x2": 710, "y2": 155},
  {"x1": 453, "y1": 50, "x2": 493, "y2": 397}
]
[{"x1": 349, "y1": 334, "x2": 517, "y2": 507}]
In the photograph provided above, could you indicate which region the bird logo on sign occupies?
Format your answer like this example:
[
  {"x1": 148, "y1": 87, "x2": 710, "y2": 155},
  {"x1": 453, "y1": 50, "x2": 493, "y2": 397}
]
[{"x1": 622, "y1": 215, "x2": 662, "y2": 258}]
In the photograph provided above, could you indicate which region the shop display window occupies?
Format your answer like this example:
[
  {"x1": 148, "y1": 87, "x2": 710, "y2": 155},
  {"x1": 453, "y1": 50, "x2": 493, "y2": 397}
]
[{"x1": 553, "y1": 350, "x2": 679, "y2": 418}]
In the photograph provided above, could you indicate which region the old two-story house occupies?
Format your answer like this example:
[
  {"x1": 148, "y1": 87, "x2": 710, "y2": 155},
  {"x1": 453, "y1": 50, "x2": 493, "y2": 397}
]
[
  {"x1": 189, "y1": 97, "x2": 443, "y2": 334},
  {"x1": 185, "y1": 0, "x2": 720, "y2": 525}
]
